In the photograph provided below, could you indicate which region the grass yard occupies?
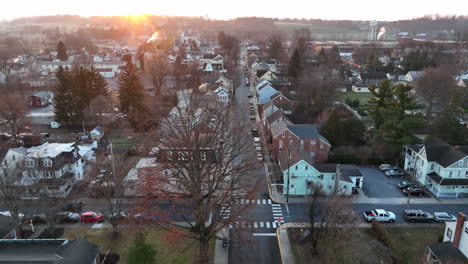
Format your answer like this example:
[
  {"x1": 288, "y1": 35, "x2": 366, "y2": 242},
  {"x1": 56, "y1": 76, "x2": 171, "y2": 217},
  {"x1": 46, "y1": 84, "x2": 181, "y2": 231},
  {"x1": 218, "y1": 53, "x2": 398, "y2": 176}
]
[
  {"x1": 386, "y1": 227, "x2": 444, "y2": 264},
  {"x1": 289, "y1": 227, "x2": 443, "y2": 264},
  {"x1": 62, "y1": 228, "x2": 215, "y2": 264},
  {"x1": 339, "y1": 91, "x2": 375, "y2": 105}
]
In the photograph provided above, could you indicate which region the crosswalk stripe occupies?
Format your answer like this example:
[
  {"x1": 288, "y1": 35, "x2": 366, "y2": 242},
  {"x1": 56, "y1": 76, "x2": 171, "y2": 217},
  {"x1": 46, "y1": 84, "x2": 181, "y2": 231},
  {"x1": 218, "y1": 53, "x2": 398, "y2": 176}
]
[
  {"x1": 262, "y1": 199, "x2": 266, "y2": 204},
  {"x1": 254, "y1": 222, "x2": 258, "y2": 228},
  {"x1": 268, "y1": 199, "x2": 272, "y2": 204},
  {"x1": 272, "y1": 209, "x2": 282, "y2": 212},
  {"x1": 260, "y1": 222, "x2": 264, "y2": 228},
  {"x1": 273, "y1": 213, "x2": 283, "y2": 216},
  {"x1": 257, "y1": 199, "x2": 261, "y2": 205},
  {"x1": 272, "y1": 222, "x2": 277, "y2": 228},
  {"x1": 266, "y1": 222, "x2": 270, "y2": 228},
  {"x1": 271, "y1": 204, "x2": 281, "y2": 207}
]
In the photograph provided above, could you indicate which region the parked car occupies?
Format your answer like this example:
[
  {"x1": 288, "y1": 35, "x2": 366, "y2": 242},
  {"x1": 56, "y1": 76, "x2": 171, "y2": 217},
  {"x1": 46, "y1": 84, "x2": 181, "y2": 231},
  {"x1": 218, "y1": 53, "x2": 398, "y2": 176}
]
[
  {"x1": 249, "y1": 106, "x2": 255, "y2": 111},
  {"x1": 0, "y1": 211, "x2": 25, "y2": 219},
  {"x1": 403, "y1": 209, "x2": 434, "y2": 222},
  {"x1": 397, "y1": 181, "x2": 418, "y2": 189},
  {"x1": 55, "y1": 212, "x2": 80, "y2": 223},
  {"x1": 379, "y1": 164, "x2": 398, "y2": 171},
  {"x1": 80, "y1": 212, "x2": 104, "y2": 223},
  {"x1": 363, "y1": 209, "x2": 395, "y2": 222},
  {"x1": 132, "y1": 212, "x2": 158, "y2": 221},
  {"x1": 252, "y1": 128, "x2": 259, "y2": 137},
  {"x1": 248, "y1": 93, "x2": 252, "y2": 98},
  {"x1": 385, "y1": 169, "x2": 405, "y2": 177},
  {"x1": 254, "y1": 137, "x2": 260, "y2": 143},
  {"x1": 109, "y1": 212, "x2": 127, "y2": 221},
  {"x1": 256, "y1": 153, "x2": 263, "y2": 161},
  {"x1": 402, "y1": 187, "x2": 424, "y2": 196},
  {"x1": 433, "y1": 212, "x2": 457, "y2": 222},
  {"x1": 28, "y1": 214, "x2": 47, "y2": 224},
  {"x1": 62, "y1": 201, "x2": 83, "y2": 213},
  {"x1": 250, "y1": 115, "x2": 256, "y2": 120},
  {"x1": 249, "y1": 100, "x2": 254, "y2": 105},
  {"x1": 255, "y1": 146, "x2": 262, "y2": 152}
]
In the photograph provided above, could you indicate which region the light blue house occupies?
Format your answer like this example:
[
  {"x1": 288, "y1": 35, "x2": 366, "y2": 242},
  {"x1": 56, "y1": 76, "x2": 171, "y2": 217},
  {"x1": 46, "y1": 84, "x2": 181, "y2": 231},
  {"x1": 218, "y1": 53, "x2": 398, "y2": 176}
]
[
  {"x1": 278, "y1": 144, "x2": 363, "y2": 196},
  {"x1": 257, "y1": 84, "x2": 279, "y2": 105}
]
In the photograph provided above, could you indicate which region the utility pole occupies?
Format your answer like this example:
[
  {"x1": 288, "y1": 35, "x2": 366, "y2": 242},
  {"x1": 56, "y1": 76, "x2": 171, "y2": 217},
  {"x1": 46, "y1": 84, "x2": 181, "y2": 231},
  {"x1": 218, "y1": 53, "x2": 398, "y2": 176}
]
[
  {"x1": 286, "y1": 147, "x2": 290, "y2": 203},
  {"x1": 108, "y1": 142, "x2": 116, "y2": 179}
]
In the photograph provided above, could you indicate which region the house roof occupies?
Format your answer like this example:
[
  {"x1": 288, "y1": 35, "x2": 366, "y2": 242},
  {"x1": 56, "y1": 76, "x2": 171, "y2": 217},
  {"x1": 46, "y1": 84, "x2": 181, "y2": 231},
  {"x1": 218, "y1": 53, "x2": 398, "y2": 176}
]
[
  {"x1": 428, "y1": 241, "x2": 467, "y2": 264},
  {"x1": 270, "y1": 120, "x2": 288, "y2": 139},
  {"x1": 266, "y1": 110, "x2": 290, "y2": 126},
  {"x1": 0, "y1": 238, "x2": 101, "y2": 263},
  {"x1": 286, "y1": 125, "x2": 331, "y2": 146},
  {"x1": 424, "y1": 139, "x2": 468, "y2": 167},
  {"x1": 359, "y1": 72, "x2": 387, "y2": 80},
  {"x1": 427, "y1": 172, "x2": 468, "y2": 186},
  {"x1": 278, "y1": 144, "x2": 314, "y2": 171},
  {"x1": 32, "y1": 91, "x2": 52, "y2": 99},
  {"x1": 0, "y1": 215, "x2": 19, "y2": 239}
]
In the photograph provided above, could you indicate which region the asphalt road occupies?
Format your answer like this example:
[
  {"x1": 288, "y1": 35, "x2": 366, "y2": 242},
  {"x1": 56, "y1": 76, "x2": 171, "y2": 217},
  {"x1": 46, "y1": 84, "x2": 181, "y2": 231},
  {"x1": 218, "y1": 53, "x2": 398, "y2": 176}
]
[{"x1": 228, "y1": 52, "x2": 281, "y2": 264}]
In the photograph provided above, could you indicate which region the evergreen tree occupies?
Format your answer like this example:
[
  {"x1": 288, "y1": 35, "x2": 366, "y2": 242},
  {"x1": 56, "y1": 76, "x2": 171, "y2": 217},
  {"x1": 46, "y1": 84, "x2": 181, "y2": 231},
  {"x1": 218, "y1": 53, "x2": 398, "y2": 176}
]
[
  {"x1": 54, "y1": 66, "x2": 74, "y2": 124},
  {"x1": 56, "y1": 41, "x2": 68, "y2": 61},
  {"x1": 327, "y1": 45, "x2": 342, "y2": 68},
  {"x1": 430, "y1": 107, "x2": 468, "y2": 145},
  {"x1": 288, "y1": 48, "x2": 303, "y2": 83},
  {"x1": 321, "y1": 111, "x2": 366, "y2": 146},
  {"x1": 316, "y1": 48, "x2": 328, "y2": 65},
  {"x1": 118, "y1": 64, "x2": 145, "y2": 113},
  {"x1": 127, "y1": 233, "x2": 156, "y2": 264},
  {"x1": 268, "y1": 35, "x2": 285, "y2": 62},
  {"x1": 367, "y1": 79, "x2": 394, "y2": 129}
]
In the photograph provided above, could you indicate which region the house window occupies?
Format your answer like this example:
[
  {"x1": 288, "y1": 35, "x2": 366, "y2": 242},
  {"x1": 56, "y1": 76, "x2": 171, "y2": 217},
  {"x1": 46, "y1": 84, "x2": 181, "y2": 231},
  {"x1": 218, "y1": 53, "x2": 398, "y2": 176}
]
[
  {"x1": 311, "y1": 140, "x2": 316, "y2": 145},
  {"x1": 319, "y1": 175, "x2": 323, "y2": 180},
  {"x1": 430, "y1": 163, "x2": 434, "y2": 170},
  {"x1": 459, "y1": 160, "x2": 464, "y2": 166},
  {"x1": 167, "y1": 151, "x2": 173, "y2": 160},
  {"x1": 295, "y1": 165, "x2": 298, "y2": 170},
  {"x1": 43, "y1": 159, "x2": 52, "y2": 167},
  {"x1": 331, "y1": 175, "x2": 335, "y2": 180},
  {"x1": 282, "y1": 133, "x2": 285, "y2": 138},
  {"x1": 45, "y1": 171, "x2": 52, "y2": 178},
  {"x1": 25, "y1": 159, "x2": 34, "y2": 168},
  {"x1": 201, "y1": 152, "x2": 207, "y2": 161},
  {"x1": 300, "y1": 140, "x2": 304, "y2": 148},
  {"x1": 290, "y1": 185, "x2": 294, "y2": 188},
  {"x1": 458, "y1": 171, "x2": 461, "y2": 177},
  {"x1": 320, "y1": 143, "x2": 323, "y2": 149},
  {"x1": 12, "y1": 155, "x2": 15, "y2": 161},
  {"x1": 305, "y1": 166, "x2": 308, "y2": 170},
  {"x1": 288, "y1": 133, "x2": 291, "y2": 138},
  {"x1": 447, "y1": 228, "x2": 453, "y2": 239},
  {"x1": 449, "y1": 171, "x2": 453, "y2": 177}
]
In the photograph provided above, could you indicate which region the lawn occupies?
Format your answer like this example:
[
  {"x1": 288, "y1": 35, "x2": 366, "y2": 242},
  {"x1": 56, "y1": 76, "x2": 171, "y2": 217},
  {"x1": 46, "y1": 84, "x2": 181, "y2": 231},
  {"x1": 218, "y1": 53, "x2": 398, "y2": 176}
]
[
  {"x1": 62, "y1": 228, "x2": 215, "y2": 264},
  {"x1": 386, "y1": 227, "x2": 444, "y2": 264},
  {"x1": 338, "y1": 91, "x2": 375, "y2": 105},
  {"x1": 288, "y1": 227, "x2": 443, "y2": 264}
]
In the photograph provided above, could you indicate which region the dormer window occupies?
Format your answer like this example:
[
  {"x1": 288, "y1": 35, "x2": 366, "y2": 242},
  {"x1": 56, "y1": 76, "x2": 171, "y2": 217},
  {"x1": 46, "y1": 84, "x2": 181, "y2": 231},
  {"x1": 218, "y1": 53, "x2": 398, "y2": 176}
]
[
  {"x1": 459, "y1": 160, "x2": 464, "y2": 166},
  {"x1": 43, "y1": 159, "x2": 52, "y2": 167},
  {"x1": 25, "y1": 159, "x2": 34, "y2": 168}
]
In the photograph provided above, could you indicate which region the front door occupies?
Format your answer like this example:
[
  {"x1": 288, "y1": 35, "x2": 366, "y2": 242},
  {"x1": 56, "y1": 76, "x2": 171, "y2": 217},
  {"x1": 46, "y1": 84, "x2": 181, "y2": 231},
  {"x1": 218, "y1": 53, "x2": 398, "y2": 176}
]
[{"x1": 355, "y1": 178, "x2": 361, "y2": 188}]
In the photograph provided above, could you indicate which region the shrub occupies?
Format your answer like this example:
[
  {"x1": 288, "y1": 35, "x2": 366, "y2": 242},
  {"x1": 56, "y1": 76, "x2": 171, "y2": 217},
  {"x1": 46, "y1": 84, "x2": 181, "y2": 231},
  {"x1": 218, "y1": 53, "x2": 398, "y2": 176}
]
[
  {"x1": 371, "y1": 220, "x2": 395, "y2": 250},
  {"x1": 327, "y1": 152, "x2": 361, "y2": 164}
]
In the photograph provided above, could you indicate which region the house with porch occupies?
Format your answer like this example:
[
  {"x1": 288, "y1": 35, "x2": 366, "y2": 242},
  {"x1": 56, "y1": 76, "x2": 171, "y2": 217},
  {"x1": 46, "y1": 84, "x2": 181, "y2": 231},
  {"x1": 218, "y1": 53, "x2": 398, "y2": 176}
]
[
  {"x1": 427, "y1": 212, "x2": 468, "y2": 263},
  {"x1": 403, "y1": 139, "x2": 468, "y2": 198},
  {"x1": 278, "y1": 144, "x2": 362, "y2": 196}
]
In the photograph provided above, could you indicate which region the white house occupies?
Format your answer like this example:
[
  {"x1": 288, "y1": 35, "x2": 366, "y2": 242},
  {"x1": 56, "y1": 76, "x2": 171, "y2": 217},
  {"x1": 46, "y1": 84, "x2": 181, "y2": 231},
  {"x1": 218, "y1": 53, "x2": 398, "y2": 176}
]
[
  {"x1": 427, "y1": 212, "x2": 468, "y2": 263},
  {"x1": 277, "y1": 144, "x2": 362, "y2": 196},
  {"x1": 404, "y1": 139, "x2": 468, "y2": 198},
  {"x1": 213, "y1": 86, "x2": 230, "y2": 104},
  {"x1": 405, "y1": 71, "x2": 423, "y2": 82}
]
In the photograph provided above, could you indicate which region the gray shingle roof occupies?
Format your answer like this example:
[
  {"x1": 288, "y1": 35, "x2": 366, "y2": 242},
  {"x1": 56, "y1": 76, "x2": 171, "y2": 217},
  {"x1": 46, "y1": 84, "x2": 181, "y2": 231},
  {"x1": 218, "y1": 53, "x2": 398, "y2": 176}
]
[
  {"x1": 278, "y1": 144, "x2": 314, "y2": 171},
  {"x1": 286, "y1": 124, "x2": 331, "y2": 145},
  {"x1": 424, "y1": 139, "x2": 468, "y2": 167},
  {"x1": 428, "y1": 241, "x2": 467, "y2": 264}
]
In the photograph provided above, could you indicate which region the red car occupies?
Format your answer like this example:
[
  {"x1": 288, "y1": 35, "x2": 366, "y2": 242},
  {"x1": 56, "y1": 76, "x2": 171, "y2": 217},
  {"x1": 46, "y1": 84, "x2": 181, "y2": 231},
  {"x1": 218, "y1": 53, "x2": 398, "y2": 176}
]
[{"x1": 80, "y1": 212, "x2": 104, "y2": 223}]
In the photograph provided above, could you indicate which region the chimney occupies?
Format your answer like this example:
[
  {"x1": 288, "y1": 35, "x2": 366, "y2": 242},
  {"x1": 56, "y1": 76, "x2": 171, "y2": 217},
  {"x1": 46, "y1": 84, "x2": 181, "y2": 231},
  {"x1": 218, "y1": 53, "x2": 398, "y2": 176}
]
[{"x1": 453, "y1": 212, "x2": 465, "y2": 248}]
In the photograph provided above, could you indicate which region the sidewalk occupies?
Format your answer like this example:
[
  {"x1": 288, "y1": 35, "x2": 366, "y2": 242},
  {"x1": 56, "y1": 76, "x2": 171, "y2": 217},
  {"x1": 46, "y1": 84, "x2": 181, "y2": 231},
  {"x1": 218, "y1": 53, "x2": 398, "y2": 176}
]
[
  {"x1": 214, "y1": 228, "x2": 229, "y2": 264},
  {"x1": 277, "y1": 223, "x2": 309, "y2": 264}
]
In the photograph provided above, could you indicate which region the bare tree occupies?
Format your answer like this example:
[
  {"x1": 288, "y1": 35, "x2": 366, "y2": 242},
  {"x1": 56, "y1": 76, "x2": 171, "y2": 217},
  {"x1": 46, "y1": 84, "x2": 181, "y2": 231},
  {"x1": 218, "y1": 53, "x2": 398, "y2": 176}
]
[
  {"x1": 83, "y1": 95, "x2": 114, "y2": 126},
  {"x1": 295, "y1": 66, "x2": 339, "y2": 122},
  {"x1": 415, "y1": 66, "x2": 459, "y2": 113},
  {"x1": 0, "y1": 95, "x2": 30, "y2": 144},
  {"x1": 306, "y1": 183, "x2": 357, "y2": 263},
  {"x1": 183, "y1": 63, "x2": 202, "y2": 90},
  {"x1": 137, "y1": 94, "x2": 260, "y2": 263},
  {"x1": 145, "y1": 52, "x2": 171, "y2": 96},
  {"x1": 0, "y1": 157, "x2": 29, "y2": 223}
]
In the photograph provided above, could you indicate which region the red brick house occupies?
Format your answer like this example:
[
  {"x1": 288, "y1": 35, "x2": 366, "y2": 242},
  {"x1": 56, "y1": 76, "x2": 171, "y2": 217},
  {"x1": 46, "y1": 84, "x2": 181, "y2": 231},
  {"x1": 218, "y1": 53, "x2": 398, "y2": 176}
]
[
  {"x1": 270, "y1": 121, "x2": 331, "y2": 163},
  {"x1": 28, "y1": 91, "x2": 52, "y2": 108}
]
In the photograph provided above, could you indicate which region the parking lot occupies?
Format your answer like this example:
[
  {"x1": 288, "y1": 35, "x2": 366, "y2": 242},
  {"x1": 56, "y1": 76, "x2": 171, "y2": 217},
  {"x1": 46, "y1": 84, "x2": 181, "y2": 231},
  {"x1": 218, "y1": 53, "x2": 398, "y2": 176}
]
[{"x1": 361, "y1": 167, "x2": 423, "y2": 198}]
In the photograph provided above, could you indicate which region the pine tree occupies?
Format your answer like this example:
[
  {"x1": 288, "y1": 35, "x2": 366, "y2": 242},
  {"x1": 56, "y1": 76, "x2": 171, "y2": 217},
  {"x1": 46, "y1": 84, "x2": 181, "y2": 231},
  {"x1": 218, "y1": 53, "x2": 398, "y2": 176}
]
[
  {"x1": 288, "y1": 48, "x2": 303, "y2": 83},
  {"x1": 316, "y1": 48, "x2": 328, "y2": 65},
  {"x1": 119, "y1": 64, "x2": 145, "y2": 113},
  {"x1": 367, "y1": 79, "x2": 393, "y2": 129},
  {"x1": 57, "y1": 41, "x2": 68, "y2": 61},
  {"x1": 54, "y1": 66, "x2": 75, "y2": 124},
  {"x1": 127, "y1": 233, "x2": 156, "y2": 264},
  {"x1": 328, "y1": 45, "x2": 342, "y2": 68}
]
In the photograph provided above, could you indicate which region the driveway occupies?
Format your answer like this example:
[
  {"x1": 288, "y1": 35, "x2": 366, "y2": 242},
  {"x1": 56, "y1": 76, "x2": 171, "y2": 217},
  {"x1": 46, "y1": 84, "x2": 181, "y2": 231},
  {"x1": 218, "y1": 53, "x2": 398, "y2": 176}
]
[{"x1": 361, "y1": 167, "x2": 411, "y2": 198}]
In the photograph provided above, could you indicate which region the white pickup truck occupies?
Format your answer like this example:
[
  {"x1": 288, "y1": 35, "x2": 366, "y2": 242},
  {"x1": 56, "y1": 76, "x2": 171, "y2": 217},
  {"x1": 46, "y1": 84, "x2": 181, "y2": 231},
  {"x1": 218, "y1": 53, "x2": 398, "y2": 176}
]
[{"x1": 363, "y1": 209, "x2": 396, "y2": 223}]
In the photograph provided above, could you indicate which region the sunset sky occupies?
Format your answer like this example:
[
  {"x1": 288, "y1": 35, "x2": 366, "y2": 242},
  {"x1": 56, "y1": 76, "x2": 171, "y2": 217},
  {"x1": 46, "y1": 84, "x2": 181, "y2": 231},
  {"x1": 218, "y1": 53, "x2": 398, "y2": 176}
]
[{"x1": 1, "y1": 0, "x2": 468, "y2": 21}]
